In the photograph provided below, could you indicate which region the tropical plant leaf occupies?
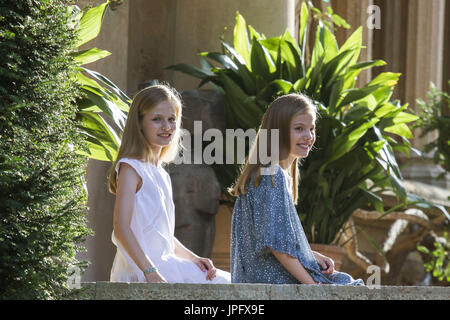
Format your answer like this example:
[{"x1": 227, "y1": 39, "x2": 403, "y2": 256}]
[
  {"x1": 79, "y1": 88, "x2": 127, "y2": 131},
  {"x1": 75, "y1": 1, "x2": 108, "y2": 47},
  {"x1": 321, "y1": 26, "x2": 338, "y2": 62},
  {"x1": 310, "y1": 24, "x2": 325, "y2": 71},
  {"x1": 219, "y1": 73, "x2": 262, "y2": 128},
  {"x1": 233, "y1": 12, "x2": 251, "y2": 68},
  {"x1": 250, "y1": 38, "x2": 276, "y2": 80},
  {"x1": 221, "y1": 40, "x2": 256, "y2": 93},
  {"x1": 77, "y1": 135, "x2": 115, "y2": 162},
  {"x1": 338, "y1": 85, "x2": 383, "y2": 108},
  {"x1": 299, "y1": 1, "x2": 309, "y2": 56},
  {"x1": 81, "y1": 67, "x2": 131, "y2": 108},
  {"x1": 166, "y1": 63, "x2": 213, "y2": 80},
  {"x1": 384, "y1": 123, "x2": 414, "y2": 138},
  {"x1": 72, "y1": 47, "x2": 111, "y2": 65},
  {"x1": 349, "y1": 59, "x2": 386, "y2": 71},
  {"x1": 248, "y1": 25, "x2": 265, "y2": 41},
  {"x1": 391, "y1": 110, "x2": 419, "y2": 124},
  {"x1": 77, "y1": 111, "x2": 120, "y2": 162},
  {"x1": 322, "y1": 117, "x2": 379, "y2": 170},
  {"x1": 338, "y1": 26, "x2": 363, "y2": 65},
  {"x1": 199, "y1": 52, "x2": 238, "y2": 71}
]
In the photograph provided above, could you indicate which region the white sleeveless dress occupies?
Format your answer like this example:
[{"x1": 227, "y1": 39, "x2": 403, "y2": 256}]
[{"x1": 110, "y1": 158, "x2": 230, "y2": 283}]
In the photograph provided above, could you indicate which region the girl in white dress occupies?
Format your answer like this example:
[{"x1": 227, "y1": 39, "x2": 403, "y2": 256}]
[{"x1": 108, "y1": 84, "x2": 230, "y2": 284}]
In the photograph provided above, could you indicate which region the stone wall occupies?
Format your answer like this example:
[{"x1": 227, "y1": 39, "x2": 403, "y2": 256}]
[{"x1": 73, "y1": 282, "x2": 450, "y2": 300}]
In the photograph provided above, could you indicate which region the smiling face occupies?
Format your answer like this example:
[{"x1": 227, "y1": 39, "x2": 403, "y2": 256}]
[
  {"x1": 288, "y1": 111, "x2": 316, "y2": 160},
  {"x1": 140, "y1": 100, "x2": 178, "y2": 156}
]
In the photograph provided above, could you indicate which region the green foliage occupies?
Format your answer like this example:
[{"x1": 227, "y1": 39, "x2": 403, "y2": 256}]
[
  {"x1": 169, "y1": 5, "x2": 448, "y2": 244},
  {"x1": 418, "y1": 232, "x2": 450, "y2": 282},
  {"x1": 70, "y1": 1, "x2": 130, "y2": 162},
  {"x1": 307, "y1": 1, "x2": 351, "y2": 31},
  {"x1": 0, "y1": 0, "x2": 91, "y2": 299},
  {"x1": 413, "y1": 82, "x2": 450, "y2": 176}
]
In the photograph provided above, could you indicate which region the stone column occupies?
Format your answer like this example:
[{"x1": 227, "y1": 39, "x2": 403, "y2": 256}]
[
  {"x1": 126, "y1": 0, "x2": 177, "y2": 95},
  {"x1": 372, "y1": 0, "x2": 446, "y2": 126},
  {"x1": 372, "y1": 0, "x2": 408, "y2": 102},
  {"x1": 172, "y1": 0, "x2": 295, "y2": 90},
  {"x1": 400, "y1": 0, "x2": 448, "y2": 188},
  {"x1": 331, "y1": 0, "x2": 374, "y2": 87},
  {"x1": 127, "y1": 0, "x2": 295, "y2": 93},
  {"x1": 404, "y1": 0, "x2": 445, "y2": 150},
  {"x1": 443, "y1": 0, "x2": 450, "y2": 116},
  {"x1": 367, "y1": 0, "x2": 448, "y2": 188}
]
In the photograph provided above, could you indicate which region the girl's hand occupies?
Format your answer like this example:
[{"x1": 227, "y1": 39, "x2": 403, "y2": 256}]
[
  {"x1": 144, "y1": 271, "x2": 167, "y2": 283},
  {"x1": 319, "y1": 256, "x2": 335, "y2": 274},
  {"x1": 313, "y1": 251, "x2": 335, "y2": 274},
  {"x1": 192, "y1": 257, "x2": 217, "y2": 281}
]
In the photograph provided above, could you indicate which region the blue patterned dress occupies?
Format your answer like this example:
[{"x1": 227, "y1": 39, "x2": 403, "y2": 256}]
[{"x1": 230, "y1": 164, "x2": 364, "y2": 285}]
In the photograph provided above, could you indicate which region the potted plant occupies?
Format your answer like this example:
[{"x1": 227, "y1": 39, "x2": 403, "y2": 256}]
[{"x1": 168, "y1": 4, "x2": 432, "y2": 258}]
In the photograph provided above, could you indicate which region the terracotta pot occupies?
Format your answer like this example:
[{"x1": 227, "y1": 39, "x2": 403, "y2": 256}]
[{"x1": 310, "y1": 243, "x2": 346, "y2": 271}]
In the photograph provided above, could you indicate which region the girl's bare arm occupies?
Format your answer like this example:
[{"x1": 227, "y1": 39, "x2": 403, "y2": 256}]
[{"x1": 271, "y1": 250, "x2": 317, "y2": 284}]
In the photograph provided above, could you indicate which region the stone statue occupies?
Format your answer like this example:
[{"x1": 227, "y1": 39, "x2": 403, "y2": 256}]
[
  {"x1": 169, "y1": 164, "x2": 221, "y2": 257},
  {"x1": 169, "y1": 89, "x2": 226, "y2": 257}
]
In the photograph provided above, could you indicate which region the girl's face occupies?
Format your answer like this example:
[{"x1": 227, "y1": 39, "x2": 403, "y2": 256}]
[
  {"x1": 288, "y1": 111, "x2": 316, "y2": 160},
  {"x1": 140, "y1": 100, "x2": 178, "y2": 155}
]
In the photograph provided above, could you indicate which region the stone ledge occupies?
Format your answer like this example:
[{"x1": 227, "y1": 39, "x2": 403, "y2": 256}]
[{"x1": 72, "y1": 282, "x2": 450, "y2": 300}]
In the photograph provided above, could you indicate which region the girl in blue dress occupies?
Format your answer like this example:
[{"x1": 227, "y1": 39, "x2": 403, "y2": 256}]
[{"x1": 229, "y1": 93, "x2": 364, "y2": 285}]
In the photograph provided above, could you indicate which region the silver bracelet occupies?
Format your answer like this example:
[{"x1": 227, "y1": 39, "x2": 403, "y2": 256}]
[{"x1": 143, "y1": 266, "x2": 158, "y2": 275}]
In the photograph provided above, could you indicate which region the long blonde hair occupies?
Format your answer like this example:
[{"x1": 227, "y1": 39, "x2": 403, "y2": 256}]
[
  {"x1": 229, "y1": 93, "x2": 316, "y2": 204},
  {"x1": 108, "y1": 84, "x2": 182, "y2": 194}
]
